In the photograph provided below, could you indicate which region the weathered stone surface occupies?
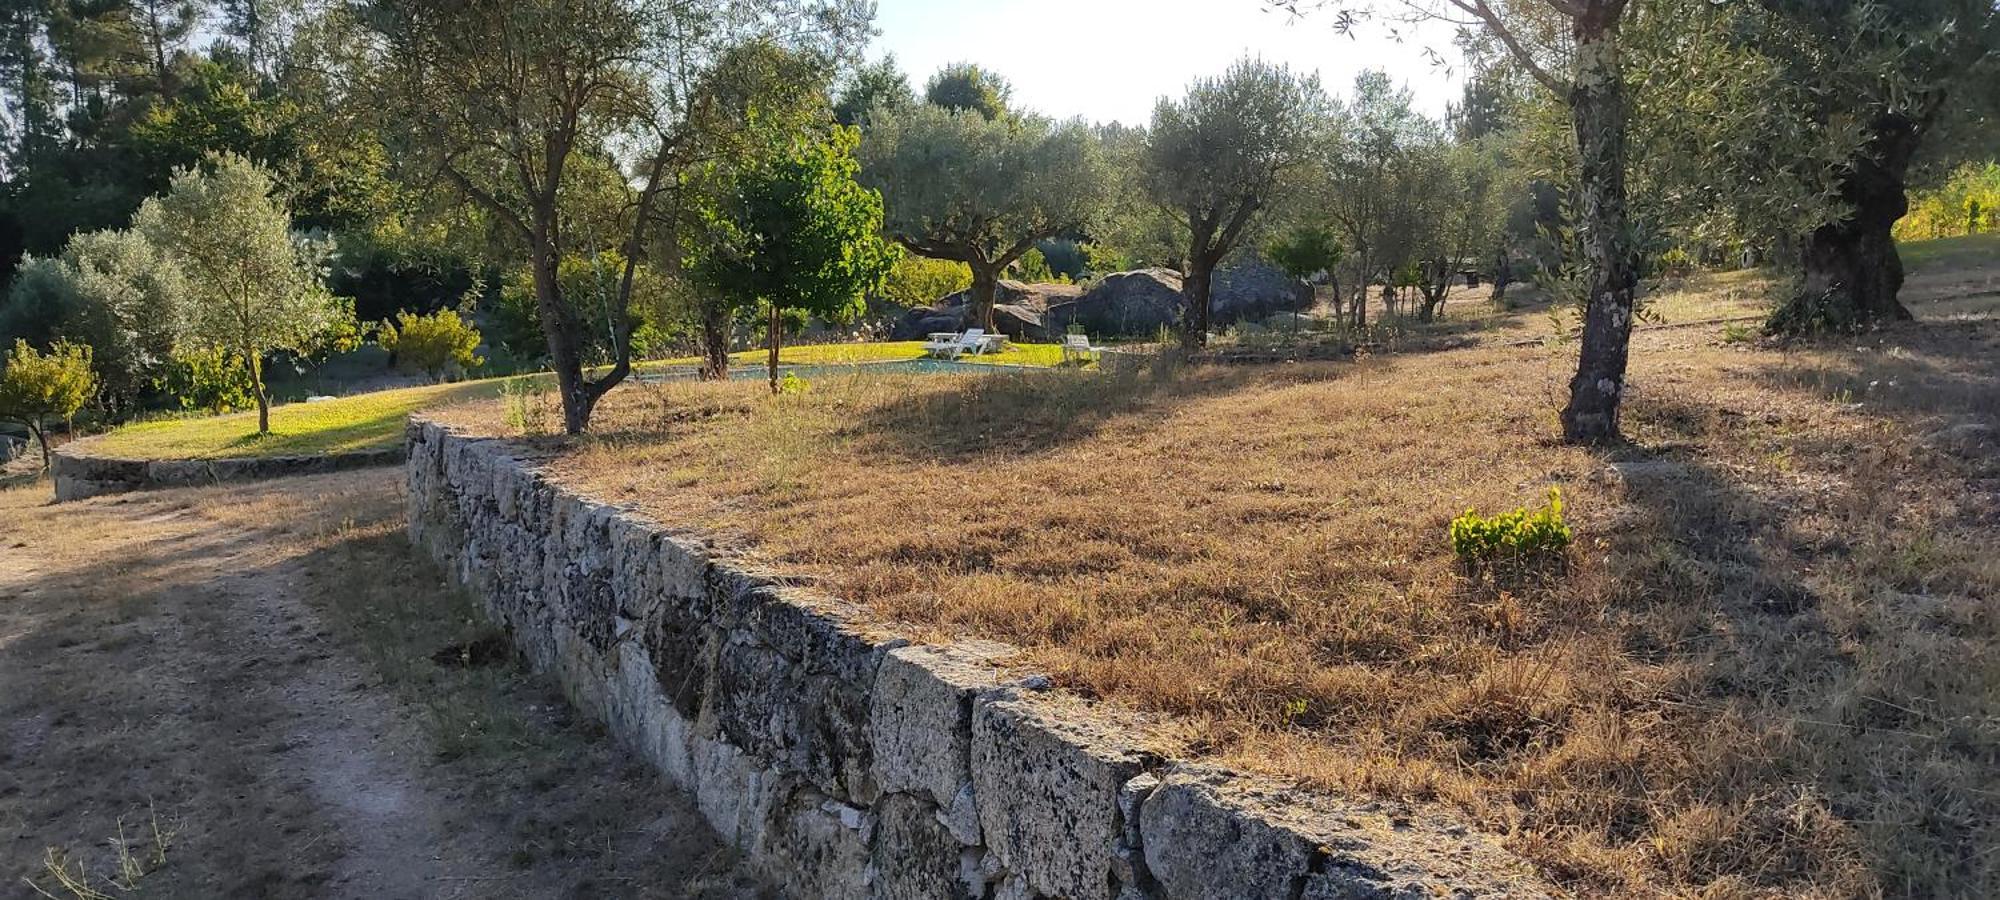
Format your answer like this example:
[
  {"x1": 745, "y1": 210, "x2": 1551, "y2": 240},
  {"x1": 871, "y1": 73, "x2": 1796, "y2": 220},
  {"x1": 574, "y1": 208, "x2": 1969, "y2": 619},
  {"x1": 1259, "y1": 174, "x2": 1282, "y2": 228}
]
[
  {"x1": 1143, "y1": 767, "x2": 1555, "y2": 900},
  {"x1": 869, "y1": 643, "x2": 1007, "y2": 813},
  {"x1": 871, "y1": 792, "x2": 972, "y2": 900},
  {"x1": 52, "y1": 438, "x2": 402, "y2": 502},
  {"x1": 708, "y1": 592, "x2": 890, "y2": 803},
  {"x1": 972, "y1": 692, "x2": 1157, "y2": 900},
  {"x1": 756, "y1": 787, "x2": 873, "y2": 898},
  {"x1": 1211, "y1": 256, "x2": 1314, "y2": 325},
  {"x1": 889, "y1": 280, "x2": 1086, "y2": 341},
  {"x1": 1047, "y1": 268, "x2": 1185, "y2": 339}
]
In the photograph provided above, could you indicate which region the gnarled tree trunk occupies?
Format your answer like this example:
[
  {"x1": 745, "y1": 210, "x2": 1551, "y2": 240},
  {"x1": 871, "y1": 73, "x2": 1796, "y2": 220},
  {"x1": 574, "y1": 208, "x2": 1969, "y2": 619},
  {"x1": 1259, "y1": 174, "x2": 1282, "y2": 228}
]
[
  {"x1": 1559, "y1": 25, "x2": 1639, "y2": 446},
  {"x1": 1181, "y1": 253, "x2": 1216, "y2": 349},
  {"x1": 967, "y1": 262, "x2": 1000, "y2": 333},
  {"x1": 699, "y1": 299, "x2": 731, "y2": 380},
  {"x1": 529, "y1": 238, "x2": 596, "y2": 435},
  {"x1": 1768, "y1": 111, "x2": 1922, "y2": 334}
]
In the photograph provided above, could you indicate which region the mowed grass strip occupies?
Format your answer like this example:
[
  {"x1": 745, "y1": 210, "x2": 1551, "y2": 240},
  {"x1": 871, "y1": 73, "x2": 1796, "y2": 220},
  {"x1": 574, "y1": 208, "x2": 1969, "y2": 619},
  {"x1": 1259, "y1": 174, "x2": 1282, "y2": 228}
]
[
  {"x1": 88, "y1": 379, "x2": 510, "y2": 459},
  {"x1": 433, "y1": 279, "x2": 2000, "y2": 896},
  {"x1": 88, "y1": 341, "x2": 1073, "y2": 461}
]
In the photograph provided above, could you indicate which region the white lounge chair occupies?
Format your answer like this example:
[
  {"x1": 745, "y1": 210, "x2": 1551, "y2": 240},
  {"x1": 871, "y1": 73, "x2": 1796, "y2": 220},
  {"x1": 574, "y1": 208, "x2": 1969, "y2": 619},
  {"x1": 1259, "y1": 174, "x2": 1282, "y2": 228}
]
[
  {"x1": 1060, "y1": 333, "x2": 1102, "y2": 364},
  {"x1": 923, "y1": 328, "x2": 988, "y2": 359}
]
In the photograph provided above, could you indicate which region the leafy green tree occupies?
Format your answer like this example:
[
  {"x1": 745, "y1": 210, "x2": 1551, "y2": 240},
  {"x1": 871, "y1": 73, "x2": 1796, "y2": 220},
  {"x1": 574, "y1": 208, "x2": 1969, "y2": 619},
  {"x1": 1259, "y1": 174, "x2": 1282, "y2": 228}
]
[
  {"x1": 834, "y1": 54, "x2": 914, "y2": 126},
  {"x1": 1279, "y1": 0, "x2": 1644, "y2": 443},
  {"x1": 358, "y1": 0, "x2": 866, "y2": 432},
  {"x1": 134, "y1": 153, "x2": 350, "y2": 434},
  {"x1": 0, "y1": 229, "x2": 188, "y2": 413},
  {"x1": 378, "y1": 308, "x2": 483, "y2": 381},
  {"x1": 0, "y1": 338, "x2": 95, "y2": 469},
  {"x1": 692, "y1": 127, "x2": 895, "y2": 393},
  {"x1": 1145, "y1": 58, "x2": 1327, "y2": 347},
  {"x1": 859, "y1": 104, "x2": 1108, "y2": 332},
  {"x1": 923, "y1": 62, "x2": 1011, "y2": 120},
  {"x1": 1630, "y1": 0, "x2": 1999, "y2": 333},
  {"x1": 1267, "y1": 224, "x2": 1342, "y2": 287}
]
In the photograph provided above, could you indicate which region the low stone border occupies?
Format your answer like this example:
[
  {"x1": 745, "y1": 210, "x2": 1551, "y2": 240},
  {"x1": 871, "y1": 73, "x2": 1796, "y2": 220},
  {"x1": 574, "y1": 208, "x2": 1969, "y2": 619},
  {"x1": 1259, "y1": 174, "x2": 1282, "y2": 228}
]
[
  {"x1": 405, "y1": 417, "x2": 1556, "y2": 899},
  {"x1": 53, "y1": 439, "x2": 405, "y2": 501}
]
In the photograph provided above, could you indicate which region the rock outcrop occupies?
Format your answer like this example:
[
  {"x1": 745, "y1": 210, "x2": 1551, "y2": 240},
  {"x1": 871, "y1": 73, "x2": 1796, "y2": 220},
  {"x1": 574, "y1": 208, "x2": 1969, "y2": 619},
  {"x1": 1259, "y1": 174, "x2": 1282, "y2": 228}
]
[{"x1": 888, "y1": 258, "x2": 1315, "y2": 342}]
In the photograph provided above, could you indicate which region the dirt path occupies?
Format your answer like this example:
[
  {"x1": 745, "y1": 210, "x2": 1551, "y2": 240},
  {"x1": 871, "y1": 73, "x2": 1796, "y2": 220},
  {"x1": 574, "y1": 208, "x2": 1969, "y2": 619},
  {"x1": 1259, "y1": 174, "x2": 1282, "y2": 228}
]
[{"x1": 0, "y1": 469, "x2": 769, "y2": 899}]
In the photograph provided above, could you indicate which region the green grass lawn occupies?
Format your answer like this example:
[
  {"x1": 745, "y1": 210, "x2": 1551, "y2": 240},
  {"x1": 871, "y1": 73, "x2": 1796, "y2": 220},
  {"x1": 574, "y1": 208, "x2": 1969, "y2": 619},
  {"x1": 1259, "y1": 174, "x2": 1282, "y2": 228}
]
[
  {"x1": 87, "y1": 379, "x2": 512, "y2": 459},
  {"x1": 1900, "y1": 231, "x2": 2000, "y2": 270},
  {"x1": 90, "y1": 340, "x2": 1075, "y2": 460}
]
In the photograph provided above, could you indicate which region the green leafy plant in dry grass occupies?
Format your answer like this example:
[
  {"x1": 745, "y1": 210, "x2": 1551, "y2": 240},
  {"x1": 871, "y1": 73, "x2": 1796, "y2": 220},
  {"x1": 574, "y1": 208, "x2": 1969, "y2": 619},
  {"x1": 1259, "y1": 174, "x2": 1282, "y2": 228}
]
[{"x1": 1448, "y1": 487, "x2": 1573, "y2": 582}]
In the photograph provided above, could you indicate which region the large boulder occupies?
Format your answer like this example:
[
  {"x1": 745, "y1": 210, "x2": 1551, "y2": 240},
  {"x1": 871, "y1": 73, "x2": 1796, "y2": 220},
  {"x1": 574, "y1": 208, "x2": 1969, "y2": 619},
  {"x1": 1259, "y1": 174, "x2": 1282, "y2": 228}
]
[
  {"x1": 1211, "y1": 257, "x2": 1312, "y2": 325},
  {"x1": 888, "y1": 279, "x2": 1083, "y2": 341},
  {"x1": 1046, "y1": 268, "x2": 1185, "y2": 338}
]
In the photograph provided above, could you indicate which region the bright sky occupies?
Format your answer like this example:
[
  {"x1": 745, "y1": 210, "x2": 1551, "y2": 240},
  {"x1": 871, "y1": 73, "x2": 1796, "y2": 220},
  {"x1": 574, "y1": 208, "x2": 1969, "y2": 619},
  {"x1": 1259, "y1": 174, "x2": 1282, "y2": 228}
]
[{"x1": 865, "y1": 0, "x2": 1467, "y2": 126}]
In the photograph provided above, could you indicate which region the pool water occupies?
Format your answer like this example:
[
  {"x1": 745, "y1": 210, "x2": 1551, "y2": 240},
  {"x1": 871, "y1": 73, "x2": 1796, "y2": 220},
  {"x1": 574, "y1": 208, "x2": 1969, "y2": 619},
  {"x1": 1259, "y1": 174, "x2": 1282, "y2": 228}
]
[{"x1": 632, "y1": 357, "x2": 1005, "y2": 384}]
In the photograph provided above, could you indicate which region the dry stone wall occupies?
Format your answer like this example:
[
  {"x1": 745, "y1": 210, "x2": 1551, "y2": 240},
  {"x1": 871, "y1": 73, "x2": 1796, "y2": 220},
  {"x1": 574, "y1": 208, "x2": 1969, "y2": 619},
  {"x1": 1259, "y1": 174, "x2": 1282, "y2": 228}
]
[
  {"x1": 53, "y1": 440, "x2": 404, "y2": 501},
  {"x1": 404, "y1": 417, "x2": 1557, "y2": 899}
]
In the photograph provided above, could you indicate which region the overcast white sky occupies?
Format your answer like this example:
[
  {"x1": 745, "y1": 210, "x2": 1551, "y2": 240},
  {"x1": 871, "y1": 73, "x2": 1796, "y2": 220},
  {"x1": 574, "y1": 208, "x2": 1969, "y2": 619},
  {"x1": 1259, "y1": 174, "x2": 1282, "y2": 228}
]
[{"x1": 865, "y1": 0, "x2": 1468, "y2": 126}]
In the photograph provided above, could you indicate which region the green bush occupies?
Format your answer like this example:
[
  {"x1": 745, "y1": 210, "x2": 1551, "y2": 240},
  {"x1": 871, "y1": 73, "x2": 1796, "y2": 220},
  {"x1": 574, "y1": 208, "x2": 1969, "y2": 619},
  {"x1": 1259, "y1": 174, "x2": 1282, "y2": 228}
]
[
  {"x1": 154, "y1": 347, "x2": 256, "y2": 414},
  {"x1": 379, "y1": 308, "x2": 483, "y2": 381},
  {"x1": 1448, "y1": 487, "x2": 1573, "y2": 576},
  {"x1": 0, "y1": 338, "x2": 97, "y2": 468}
]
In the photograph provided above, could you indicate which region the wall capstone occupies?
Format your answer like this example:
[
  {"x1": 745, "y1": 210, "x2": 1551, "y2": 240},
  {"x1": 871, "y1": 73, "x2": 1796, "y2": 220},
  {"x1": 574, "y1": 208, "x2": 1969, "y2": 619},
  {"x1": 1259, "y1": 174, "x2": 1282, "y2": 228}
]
[
  {"x1": 404, "y1": 417, "x2": 1558, "y2": 899},
  {"x1": 54, "y1": 437, "x2": 403, "y2": 501}
]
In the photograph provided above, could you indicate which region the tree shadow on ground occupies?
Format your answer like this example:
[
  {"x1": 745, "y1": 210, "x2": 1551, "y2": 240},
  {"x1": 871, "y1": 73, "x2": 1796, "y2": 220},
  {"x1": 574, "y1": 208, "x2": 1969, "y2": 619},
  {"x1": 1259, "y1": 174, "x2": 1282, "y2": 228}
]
[
  {"x1": 1749, "y1": 319, "x2": 2000, "y2": 427},
  {"x1": 847, "y1": 354, "x2": 1279, "y2": 462},
  {"x1": 1595, "y1": 382, "x2": 2000, "y2": 892}
]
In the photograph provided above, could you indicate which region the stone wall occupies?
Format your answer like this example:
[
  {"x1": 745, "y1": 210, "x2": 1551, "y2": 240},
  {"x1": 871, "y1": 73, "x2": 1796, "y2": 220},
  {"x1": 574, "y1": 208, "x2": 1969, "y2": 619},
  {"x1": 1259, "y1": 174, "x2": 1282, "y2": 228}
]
[
  {"x1": 405, "y1": 417, "x2": 1556, "y2": 900},
  {"x1": 53, "y1": 440, "x2": 404, "y2": 501}
]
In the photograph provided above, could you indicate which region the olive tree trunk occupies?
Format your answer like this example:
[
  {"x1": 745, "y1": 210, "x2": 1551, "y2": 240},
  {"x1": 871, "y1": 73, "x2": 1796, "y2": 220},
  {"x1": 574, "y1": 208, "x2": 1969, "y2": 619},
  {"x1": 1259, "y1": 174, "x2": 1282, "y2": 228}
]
[
  {"x1": 766, "y1": 303, "x2": 783, "y2": 395},
  {"x1": 1181, "y1": 253, "x2": 1216, "y2": 349},
  {"x1": 1768, "y1": 111, "x2": 1921, "y2": 334},
  {"x1": 246, "y1": 350, "x2": 270, "y2": 434},
  {"x1": 529, "y1": 238, "x2": 597, "y2": 434},
  {"x1": 699, "y1": 299, "x2": 731, "y2": 380},
  {"x1": 967, "y1": 262, "x2": 1000, "y2": 333},
  {"x1": 1559, "y1": 29, "x2": 1640, "y2": 445}
]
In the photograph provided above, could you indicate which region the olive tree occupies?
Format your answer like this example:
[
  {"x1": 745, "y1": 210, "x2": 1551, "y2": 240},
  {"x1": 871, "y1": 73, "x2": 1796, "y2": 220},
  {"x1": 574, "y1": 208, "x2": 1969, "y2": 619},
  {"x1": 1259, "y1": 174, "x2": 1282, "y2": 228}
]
[
  {"x1": 0, "y1": 229, "x2": 188, "y2": 413},
  {"x1": 134, "y1": 154, "x2": 349, "y2": 435},
  {"x1": 357, "y1": 0, "x2": 869, "y2": 432},
  {"x1": 1631, "y1": 0, "x2": 1999, "y2": 333},
  {"x1": 1279, "y1": 0, "x2": 1644, "y2": 443},
  {"x1": 1144, "y1": 59, "x2": 1327, "y2": 347},
  {"x1": 858, "y1": 105, "x2": 1108, "y2": 333}
]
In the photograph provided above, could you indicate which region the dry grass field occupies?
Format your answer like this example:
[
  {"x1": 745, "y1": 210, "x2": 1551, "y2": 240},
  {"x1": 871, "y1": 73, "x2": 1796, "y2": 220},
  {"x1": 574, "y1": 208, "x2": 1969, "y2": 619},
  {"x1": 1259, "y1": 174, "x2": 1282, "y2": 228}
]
[{"x1": 430, "y1": 263, "x2": 2000, "y2": 898}]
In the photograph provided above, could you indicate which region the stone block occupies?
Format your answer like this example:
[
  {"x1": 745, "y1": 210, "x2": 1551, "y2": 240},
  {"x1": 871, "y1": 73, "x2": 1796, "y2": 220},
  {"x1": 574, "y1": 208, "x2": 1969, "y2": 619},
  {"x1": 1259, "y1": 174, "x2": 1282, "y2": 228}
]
[
  {"x1": 869, "y1": 643, "x2": 1007, "y2": 812},
  {"x1": 872, "y1": 792, "x2": 976, "y2": 900},
  {"x1": 971, "y1": 692, "x2": 1155, "y2": 900},
  {"x1": 706, "y1": 593, "x2": 888, "y2": 802}
]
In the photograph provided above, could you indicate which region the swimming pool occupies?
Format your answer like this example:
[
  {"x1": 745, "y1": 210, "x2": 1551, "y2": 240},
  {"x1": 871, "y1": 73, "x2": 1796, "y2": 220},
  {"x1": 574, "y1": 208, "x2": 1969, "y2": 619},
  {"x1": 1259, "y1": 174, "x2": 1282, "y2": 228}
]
[{"x1": 631, "y1": 357, "x2": 1012, "y2": 384}]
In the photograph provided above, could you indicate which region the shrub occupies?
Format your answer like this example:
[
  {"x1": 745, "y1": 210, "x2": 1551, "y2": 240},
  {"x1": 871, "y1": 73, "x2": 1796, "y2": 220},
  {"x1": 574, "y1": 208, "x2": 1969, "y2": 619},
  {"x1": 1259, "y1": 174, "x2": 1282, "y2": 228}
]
[
  {"x1": 878, "y1": 254, "x2": 972, "y2": 308},
  {"x1": 0, "y1": 339, "x2": 96, "y2": 469},
  {"x1": 379, "y1": 308, "x2": 483, "y2": 381},
  {"x1": 1449, "y1": 487, "x2": 1573, "y2": 580},
  {"x1": 154, "y1": 347, "x2": 256, "y2": 414}
]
